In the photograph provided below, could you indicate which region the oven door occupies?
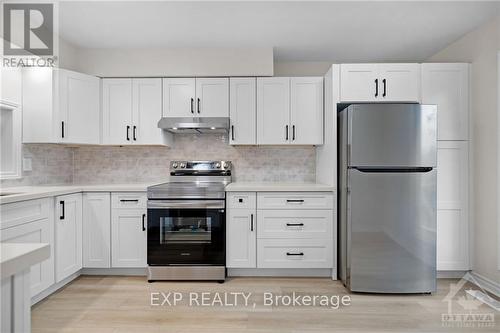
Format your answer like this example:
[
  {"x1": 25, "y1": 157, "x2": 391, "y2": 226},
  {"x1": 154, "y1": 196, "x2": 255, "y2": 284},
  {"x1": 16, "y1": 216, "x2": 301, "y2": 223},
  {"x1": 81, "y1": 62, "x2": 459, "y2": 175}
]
[{"x1": 147, "y1": 200, "x2": 225, "y2": 266}]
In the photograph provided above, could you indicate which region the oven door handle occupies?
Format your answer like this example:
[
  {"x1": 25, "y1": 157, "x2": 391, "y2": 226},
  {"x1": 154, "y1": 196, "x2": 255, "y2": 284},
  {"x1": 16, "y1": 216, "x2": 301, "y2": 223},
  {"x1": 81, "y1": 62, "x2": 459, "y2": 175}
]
[{"x1": 147, "y1": 200, "x2": 225, "y2": 209}]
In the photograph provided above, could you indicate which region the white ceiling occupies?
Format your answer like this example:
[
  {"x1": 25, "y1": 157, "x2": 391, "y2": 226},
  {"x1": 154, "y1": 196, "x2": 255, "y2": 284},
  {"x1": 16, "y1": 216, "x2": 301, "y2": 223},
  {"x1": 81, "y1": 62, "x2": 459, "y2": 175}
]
[{"x1": 59, "y1": 1, "x2": 500, "y2": 62}]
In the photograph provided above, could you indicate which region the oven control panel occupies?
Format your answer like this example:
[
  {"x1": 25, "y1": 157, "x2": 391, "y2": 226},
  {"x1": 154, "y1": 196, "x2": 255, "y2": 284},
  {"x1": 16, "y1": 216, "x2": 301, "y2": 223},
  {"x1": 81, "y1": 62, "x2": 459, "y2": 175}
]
[{"x1": 170, "y1": 160, "x2": 232, "y2": 174}]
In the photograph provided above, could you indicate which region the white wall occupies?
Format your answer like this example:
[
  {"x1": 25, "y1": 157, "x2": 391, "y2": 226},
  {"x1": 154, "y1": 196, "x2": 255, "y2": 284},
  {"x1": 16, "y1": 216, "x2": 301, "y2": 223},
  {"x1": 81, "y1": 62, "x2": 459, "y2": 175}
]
[
  {"x1": 428, "y1": 16, "x2": 500, "y2": 284},
  {"x1": 274, "y1": 61, "x2": 332, "y2": 76},
  {"x1": 62, "y1": 47, "x2": 273, "y2": 77}
]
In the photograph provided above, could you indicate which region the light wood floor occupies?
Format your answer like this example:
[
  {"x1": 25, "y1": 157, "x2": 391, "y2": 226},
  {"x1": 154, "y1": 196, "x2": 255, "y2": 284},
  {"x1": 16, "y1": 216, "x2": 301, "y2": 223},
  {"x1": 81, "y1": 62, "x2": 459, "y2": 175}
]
[{"x1": 32, "y1": 276, "x2": 498, "y2": 333}]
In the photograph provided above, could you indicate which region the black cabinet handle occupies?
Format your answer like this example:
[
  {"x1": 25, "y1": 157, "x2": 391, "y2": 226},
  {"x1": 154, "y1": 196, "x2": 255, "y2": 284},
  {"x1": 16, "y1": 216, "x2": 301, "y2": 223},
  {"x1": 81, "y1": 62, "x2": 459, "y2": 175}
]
[
  {"x1": 59, "y1": 201, "x2": 65, "y2": 220},
  {"x1": 292, "y1": 125, "x2": 295, "y2": 141},
  {"x1": 231, "y1": 125, "x2": 235, "y2": 141},
  {"x1": 286, "y1": 199, "x2": 304, "y2": 203},
  {"x1": 190, "y1": 98, "x2": 194, "y2": 114},
  {"x1": 286, "y1": 223, "x2": 304, "y2": 227},
  {"x1": 197, "y1": 98, "x2": 200, "y2": 113},
  {"x1": 61, "y1": 121, "x2": 65, "y2": 138},
  {"x1": 285, "y1": 125, "x2": 289, "y2": 141},
  {"x1": 375, "y1": 79, "x2": 379, "y2": 97},
  {"x1": 126, "y1": 126, "x2": 130, "y2": 141},
  {"x1": 142, "y1": 214, "x2": 146, "y2": 231},
  {"x1": 120, "y1": 199, "x2": 139, "y2": 202},
  {"x1": 250, "y1": 214, "x2": 254, "y2": 232},
  {"x1": 382, "y1": 79, "x2": 387, "y2": 97},
  {"x1": 133, "y1": 125, "x2": 137, "y2": 141},
  {"x1": 286, "y1": 252, "x2": 304, "y2": 256}
]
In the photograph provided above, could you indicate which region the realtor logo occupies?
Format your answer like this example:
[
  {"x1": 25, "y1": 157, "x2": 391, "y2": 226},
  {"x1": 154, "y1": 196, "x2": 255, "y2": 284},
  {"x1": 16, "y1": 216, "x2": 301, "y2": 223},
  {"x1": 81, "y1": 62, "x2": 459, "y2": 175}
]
[{"x1": 3, "y1": 3, "x2": 53, "y2": 56}]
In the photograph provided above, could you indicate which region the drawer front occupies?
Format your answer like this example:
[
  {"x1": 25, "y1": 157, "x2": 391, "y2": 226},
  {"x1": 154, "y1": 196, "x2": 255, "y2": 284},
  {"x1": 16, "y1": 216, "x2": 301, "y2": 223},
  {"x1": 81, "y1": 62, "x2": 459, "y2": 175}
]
[
  {"x1": 257, "y1": 210, "x2": 332, "y2": 239},
  {"x1": 227, "y1": 192, "x2": 256, "y2": 210},
  {"x1": 257, "y1": 238, "x2": 332, "y2": 268},
  {"x1": 0, "y1": 198, "x2": 51, "y2": 230},
  {"x1": 111, "y1": 192, "x2": 147, "y2": 209},
  {"x1": 257, "y1": 192, "x2": 333, "y2": 210}
]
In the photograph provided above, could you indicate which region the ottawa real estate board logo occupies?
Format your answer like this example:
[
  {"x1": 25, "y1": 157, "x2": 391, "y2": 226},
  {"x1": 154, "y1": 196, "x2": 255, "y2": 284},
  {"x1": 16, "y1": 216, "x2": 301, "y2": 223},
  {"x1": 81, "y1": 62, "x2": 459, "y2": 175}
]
[{"x1": 2, "y1": 2, "x2": 56, "y2": 67}]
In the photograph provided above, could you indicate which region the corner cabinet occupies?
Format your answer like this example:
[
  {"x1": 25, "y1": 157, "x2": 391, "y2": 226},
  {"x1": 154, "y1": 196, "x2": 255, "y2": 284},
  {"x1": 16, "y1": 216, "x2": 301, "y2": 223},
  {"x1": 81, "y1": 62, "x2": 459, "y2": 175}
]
[
  {"x1": 163, "y1": 78, "x2": 229, "y2": 118},
  {"x1": 83, "y1": 193, "x2": 111, "y2": 268},
  {"x1": 102, "y1": 78, "x2": 172, "y2": 146},
  {"x1": 54, "y1": 193, "x2": 83, "y2": 283},
  {"x1": 22, "y1": 68, "x2": 101, "y2": 144},
  {"x1": 340, "y1": 63, "x2": 420, "y2": 103},
  {"x1": 256, "y1": 77, "x2": 323, "y2": 145}
]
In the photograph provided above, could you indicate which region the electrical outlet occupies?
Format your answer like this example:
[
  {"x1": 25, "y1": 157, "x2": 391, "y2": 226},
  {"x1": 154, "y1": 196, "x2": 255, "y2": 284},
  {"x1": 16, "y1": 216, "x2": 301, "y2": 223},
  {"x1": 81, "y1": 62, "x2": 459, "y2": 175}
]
[{"x1": 23, "y1": 157, "x2": 32, "y2": 172}]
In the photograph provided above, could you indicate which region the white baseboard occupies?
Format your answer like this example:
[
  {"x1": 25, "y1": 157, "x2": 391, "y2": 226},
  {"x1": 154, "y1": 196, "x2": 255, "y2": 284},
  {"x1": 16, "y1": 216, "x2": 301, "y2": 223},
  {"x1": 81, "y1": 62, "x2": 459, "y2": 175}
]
[
  {"x1": 228, "y1": 268, "x2": 332, "y2": 277},
  {"x1": 437, "y1": 270, "x2": 468, "y2": 279},
  {"x1": 31, "y1": 270, "x2": 81, "y2": 306},
  {"x1": 81, "y1": 268, "x2": 147, "y2": 276},
  {"x1": 465, "y1": 271, "x2": 500, "y2": 297}
]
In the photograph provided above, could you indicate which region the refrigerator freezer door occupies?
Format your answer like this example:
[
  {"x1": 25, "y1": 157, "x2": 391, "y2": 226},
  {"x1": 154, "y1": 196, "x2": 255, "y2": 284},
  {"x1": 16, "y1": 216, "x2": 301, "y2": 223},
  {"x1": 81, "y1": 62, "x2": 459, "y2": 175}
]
[
  {"x1": 347, "y1": 168, "x2": 437, "y2": 293},
  {"x1": 348, "y1": 104, "x2": 437, "y2": 168}
]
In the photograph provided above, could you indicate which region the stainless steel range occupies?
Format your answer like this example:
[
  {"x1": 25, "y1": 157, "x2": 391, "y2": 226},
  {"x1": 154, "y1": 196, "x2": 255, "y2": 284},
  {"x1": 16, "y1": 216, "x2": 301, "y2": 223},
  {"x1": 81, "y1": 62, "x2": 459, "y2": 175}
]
[{"x1": 146, "y1": 160, "x2": 231, "y2": 282}]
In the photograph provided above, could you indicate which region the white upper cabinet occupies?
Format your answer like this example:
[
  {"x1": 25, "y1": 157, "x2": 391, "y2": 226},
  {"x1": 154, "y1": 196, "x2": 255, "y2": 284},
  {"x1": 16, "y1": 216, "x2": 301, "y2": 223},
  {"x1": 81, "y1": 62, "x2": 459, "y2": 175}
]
[
  {"x1": 195, "y1": 78, "x2": 229, "y2": 117},
  {"x1": 290, "y1": 77, "x2": 323, "y2": 145},
  {"x1": 340, "y1": 64, "x2": 420, "y2": 103},
  {"x1": 163, "y1": 78, "x2": 196, "y2": 117},
  {"x1": 163, "y1": 78, "x2": 228, "y2": 118},
  {"x1": 23, "y1": 68, "x2": 100, "y2": 144},
  {"x1": 229, "y1": 78, "x2": 256, "y2": 145},
  {"x1": 103, "y1": 78, "x2": 171, "y2": 146},
  {"x1": 421, "y1": 63, "x2": 469, "y2": 141},
  {"x1": 1, "y1": 67, "x2": 22, "y2": 105},
  {"x1": 257, "y1": 77, "x2": 290, "y2": 145}
]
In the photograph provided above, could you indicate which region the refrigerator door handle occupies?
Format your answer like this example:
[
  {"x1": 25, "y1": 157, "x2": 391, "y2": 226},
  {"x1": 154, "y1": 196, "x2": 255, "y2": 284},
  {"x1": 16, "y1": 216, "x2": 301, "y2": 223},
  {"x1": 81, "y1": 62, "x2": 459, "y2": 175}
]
[{"x1": 353, "y1": 167, "x2": 434, "y2": 173}]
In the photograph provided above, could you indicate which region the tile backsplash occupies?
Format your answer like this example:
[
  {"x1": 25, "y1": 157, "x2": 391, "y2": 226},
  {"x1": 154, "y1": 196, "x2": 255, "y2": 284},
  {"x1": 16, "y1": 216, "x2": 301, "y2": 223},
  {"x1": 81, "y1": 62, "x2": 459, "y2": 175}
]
[{"x1": 2, "y1": 134, "x2": 316, "y2": 187}]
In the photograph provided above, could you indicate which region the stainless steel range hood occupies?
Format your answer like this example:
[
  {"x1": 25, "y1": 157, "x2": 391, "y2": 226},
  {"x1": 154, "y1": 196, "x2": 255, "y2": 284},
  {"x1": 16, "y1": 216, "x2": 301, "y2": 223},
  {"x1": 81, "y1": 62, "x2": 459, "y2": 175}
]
[{"x1": 158, "y1": 117, "x2": 229, "y2": 134}]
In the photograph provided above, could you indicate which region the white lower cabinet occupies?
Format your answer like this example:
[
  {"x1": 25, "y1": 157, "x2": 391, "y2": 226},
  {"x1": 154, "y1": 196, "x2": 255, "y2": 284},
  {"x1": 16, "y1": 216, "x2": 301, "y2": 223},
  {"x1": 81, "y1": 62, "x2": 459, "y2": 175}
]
[
  {"x1": 437, "y1": 141, "x2": 469, "y2": 270},
  {"x1": 0, "y1": 199, "x2": 55, "y2": 297},
  {"x1": 83, "y1": 193, "x2": 111, "y2": 268},
  {"x1": 111, "y1": 193, "x2": 147, "y2": 267},
  {"x1": 257, "y1": 210, "x2": 332, "y2": 239},
  {"x1": 55, "y1": 193, "x2": 83, "y2": 282},
  {"x1": 226, "y1": 209, "x2": 257, "y2": 268}
]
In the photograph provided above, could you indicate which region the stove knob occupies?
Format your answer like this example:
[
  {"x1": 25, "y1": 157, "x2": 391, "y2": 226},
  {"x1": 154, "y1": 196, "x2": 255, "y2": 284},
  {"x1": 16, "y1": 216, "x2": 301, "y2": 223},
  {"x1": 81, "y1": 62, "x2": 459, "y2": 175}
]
[
  {"x1": 223, "y1": 162, "x2": 229, "y2": 169},
  {"x1": 215, "y1": 162, "x2": 221, "y2": 168},
  {"x1": 172, "y1": 162, "x2": 178, "y2": 169},
  {"x1": 180, "y1": 163, "x2": 186, "y2": 168}
]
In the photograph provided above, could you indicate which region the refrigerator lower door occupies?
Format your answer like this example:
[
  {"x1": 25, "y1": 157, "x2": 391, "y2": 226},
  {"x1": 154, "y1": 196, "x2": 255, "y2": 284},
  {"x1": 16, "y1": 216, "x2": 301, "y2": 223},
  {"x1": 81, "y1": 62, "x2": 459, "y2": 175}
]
[{"x1": 347, "y1": 168, "x2": 437, "y2": 293}]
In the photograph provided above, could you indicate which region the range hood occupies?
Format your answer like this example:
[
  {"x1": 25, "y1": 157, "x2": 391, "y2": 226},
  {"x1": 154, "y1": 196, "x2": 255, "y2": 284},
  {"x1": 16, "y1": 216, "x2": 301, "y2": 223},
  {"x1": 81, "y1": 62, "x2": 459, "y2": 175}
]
[{"x1": 158, "y1": 117, "x2": 229, "y2": 134}]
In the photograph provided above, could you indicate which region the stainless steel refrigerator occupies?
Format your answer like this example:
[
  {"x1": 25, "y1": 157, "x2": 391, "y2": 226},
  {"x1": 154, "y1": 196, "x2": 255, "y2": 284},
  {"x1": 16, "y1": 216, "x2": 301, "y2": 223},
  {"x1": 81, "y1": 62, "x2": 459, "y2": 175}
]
[{"x1": 338, "y1": 103, "x2": 437, "y2": 293}]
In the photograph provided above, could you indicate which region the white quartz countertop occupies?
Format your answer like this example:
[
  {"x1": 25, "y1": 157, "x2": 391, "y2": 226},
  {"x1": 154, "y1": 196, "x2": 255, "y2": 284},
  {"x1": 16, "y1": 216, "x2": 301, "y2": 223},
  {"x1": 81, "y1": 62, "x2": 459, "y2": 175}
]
[
  {"x1": 225, "y1": 182, "x2": 335, "y2": 192},
  {"x1": 0, "y1": 182, "x2": 166, "y2": 204},
  {"x1": 1, "y1": 243, "x2": 50, "y2": 278}
]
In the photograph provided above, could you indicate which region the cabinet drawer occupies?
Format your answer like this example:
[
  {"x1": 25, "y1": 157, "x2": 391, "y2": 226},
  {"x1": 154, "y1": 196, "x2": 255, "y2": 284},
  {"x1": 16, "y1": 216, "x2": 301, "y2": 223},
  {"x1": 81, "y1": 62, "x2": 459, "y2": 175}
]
[
  {"x1": 0, "y1": 198, "x2": 51, "y2": 230},
  {"x1": 257, "y1": 210, "x2": 332, "y2": 239},
  {"x1": 111, "y1": 192, "x2": 147, "y2": 209},
  {"x1": 227, "y1": 192, "x2": 256, "y2": 209},
  {"x1": 257, "y1": 239, "x2": 332, "y2": 268},
  {"x1": 257, "y1": 192, "x2": 333, "y2": 210}
]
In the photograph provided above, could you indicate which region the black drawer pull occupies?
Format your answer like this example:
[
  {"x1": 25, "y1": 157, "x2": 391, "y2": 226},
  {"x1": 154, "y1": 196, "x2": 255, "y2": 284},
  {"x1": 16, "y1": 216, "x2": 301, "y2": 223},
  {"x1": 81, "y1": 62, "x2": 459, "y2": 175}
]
[
  {"x1": 120, "y1": 199, "x2": 139, "y2": 202},
  {"x1": 286, "y1": 199, "x2": 304, "y2": 203},
  {"x1": 286, "y1": 252, "x2": 304, "y2": 256},
  {"x1": 286, "y1": 223, "x2": 304, "y2": 227}
]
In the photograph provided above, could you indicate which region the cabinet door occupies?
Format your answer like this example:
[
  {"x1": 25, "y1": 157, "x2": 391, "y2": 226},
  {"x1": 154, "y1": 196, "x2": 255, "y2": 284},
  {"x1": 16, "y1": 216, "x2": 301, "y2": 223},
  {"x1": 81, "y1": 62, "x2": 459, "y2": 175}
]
[
  {"x1": 422, "y1": 63, "x2": 469, "y2": 140},
  {"x1": 59, "y1": 70, "x2": 101, "y2": 144},
  {"x1": 111, "y1": 209, "x2": 147, "y2": 267},
  {"x1": 257, "y1": 77, "x2": 290, "y2": 144},
  {"x1": 229, "y1": 78, "x2": 256, "y2": 145},
  {"x1": 162, "y1": 78, "x2": 195, "y2": 117},
  {"x1": 132, "y1": 78, "x2": 167, "y2": 145},
  {"x1": 437, "y1": 141, "x2": 469, "y2": 270},
  {"x1": 195, "y1": 78, "x2": 229, "y2": 117},
  {"x1": 290, "y1": 77, "x2": 323, "y2": 145},
  {"x1": 226, "y1": 208, "x2": 256, "y2": 268},
  {"x1": 378, "y1": 64, "x2": 420, "y2": 102},
  {"x1": 102, "y1": 79, "x2": 133, "y2": 145},
  {"x1": 83, "y1": 193, "x2": 111, "y2": 268},
  {"x1": 55, "y1": 193, "x2": 83, "y2": 282},
  {"x1": 1, "y1": 218, "x2": 55, "y2": 297},
  {"x1": 340, "y1": 64, "x2": 379, "y2": 102}
]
